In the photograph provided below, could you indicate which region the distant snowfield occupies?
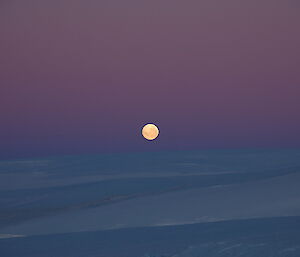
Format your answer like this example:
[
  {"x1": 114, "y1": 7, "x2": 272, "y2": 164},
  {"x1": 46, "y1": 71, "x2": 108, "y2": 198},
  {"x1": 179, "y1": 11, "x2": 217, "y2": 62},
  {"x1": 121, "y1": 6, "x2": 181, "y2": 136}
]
[
  {"x1": 1, "y1": 171, "x2": 300, "y2": 236},
  {"x1": 1, "y1": 149, "x2": 300, "y2": 191},
  {"x1": 1, "y1": 150, "x2": 300, "y2": 257},
  {"x1": 0, "y1": 170, "x2": 238, "y2": 191}
]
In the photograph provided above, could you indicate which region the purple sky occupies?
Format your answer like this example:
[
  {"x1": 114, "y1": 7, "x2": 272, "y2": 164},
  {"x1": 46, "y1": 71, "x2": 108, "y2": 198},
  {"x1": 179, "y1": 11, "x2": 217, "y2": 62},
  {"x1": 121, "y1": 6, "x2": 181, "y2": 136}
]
[{"x1": 1, "y1": 0, "x2": 300, "y2": 159}]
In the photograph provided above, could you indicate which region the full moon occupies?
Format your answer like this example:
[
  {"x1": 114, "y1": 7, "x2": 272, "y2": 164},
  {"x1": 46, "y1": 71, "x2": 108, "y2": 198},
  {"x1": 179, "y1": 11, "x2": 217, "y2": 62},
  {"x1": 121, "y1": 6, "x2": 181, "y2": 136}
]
[{"x1": 142, "y1": 123, "x2": 159, "y2": 140}]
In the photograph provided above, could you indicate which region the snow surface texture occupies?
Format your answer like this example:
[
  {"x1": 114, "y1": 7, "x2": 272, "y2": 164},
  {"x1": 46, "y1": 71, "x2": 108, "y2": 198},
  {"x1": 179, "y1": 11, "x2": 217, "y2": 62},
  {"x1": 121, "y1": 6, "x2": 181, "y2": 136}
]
[{"x1": 1, "y1": 149, "x2": 300, "y2": 256}]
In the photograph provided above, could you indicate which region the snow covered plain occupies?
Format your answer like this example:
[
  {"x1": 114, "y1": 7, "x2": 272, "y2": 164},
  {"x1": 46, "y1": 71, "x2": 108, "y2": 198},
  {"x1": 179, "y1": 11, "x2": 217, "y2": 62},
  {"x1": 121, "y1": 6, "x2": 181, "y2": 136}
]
[{"x1": 1, "y1": 149, "x2": 300, "y2": 256}]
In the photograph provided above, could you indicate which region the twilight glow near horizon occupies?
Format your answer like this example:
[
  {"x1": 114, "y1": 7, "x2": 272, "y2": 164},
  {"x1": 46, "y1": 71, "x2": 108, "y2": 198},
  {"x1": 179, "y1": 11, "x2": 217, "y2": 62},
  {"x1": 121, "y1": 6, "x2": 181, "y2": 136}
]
[{"x1": 1, "y1": 0, "x2": 300, "y2": 159}]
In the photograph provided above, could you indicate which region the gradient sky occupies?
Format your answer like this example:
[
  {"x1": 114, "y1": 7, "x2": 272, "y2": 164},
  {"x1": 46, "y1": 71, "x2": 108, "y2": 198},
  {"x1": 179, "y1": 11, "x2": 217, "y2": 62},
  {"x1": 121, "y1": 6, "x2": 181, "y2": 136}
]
[{"x1": 1, "y1": 0, "x2": 300, "y2": 159}]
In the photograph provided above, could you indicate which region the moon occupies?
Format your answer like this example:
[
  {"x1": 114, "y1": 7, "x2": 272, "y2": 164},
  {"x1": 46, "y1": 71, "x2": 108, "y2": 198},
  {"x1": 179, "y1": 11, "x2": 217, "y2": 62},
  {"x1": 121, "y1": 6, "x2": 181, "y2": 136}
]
[{"x1": 142, "y1": 123, "x2": 159, "y2": 140}]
